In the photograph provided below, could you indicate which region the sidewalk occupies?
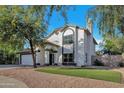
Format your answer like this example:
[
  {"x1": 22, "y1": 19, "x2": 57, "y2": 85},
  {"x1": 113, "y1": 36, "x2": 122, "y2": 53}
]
[
  {"x1": 0, "y1": 65, "x2": 32, "y2": 70},
  {"x1": 0, "y1": 76, "x2": 28, "y2": 88}
]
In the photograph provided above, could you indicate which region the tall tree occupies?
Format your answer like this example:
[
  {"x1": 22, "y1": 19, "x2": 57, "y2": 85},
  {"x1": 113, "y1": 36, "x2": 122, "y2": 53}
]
[
  {"x1": 0, "y1": 5, "x2": 70, "y2": 68},
  {"x1": 87, "y1": 6, "x2": 124, "y2": 36},
  {"x1": 87, "y1": 6, "x2": 124, "y2": 54}
]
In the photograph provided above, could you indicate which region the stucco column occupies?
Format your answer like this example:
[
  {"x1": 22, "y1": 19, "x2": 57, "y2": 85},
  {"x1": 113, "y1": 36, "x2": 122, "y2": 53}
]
[{"x1": 45, "y1": 51, "x2": 49, "y2": 64}]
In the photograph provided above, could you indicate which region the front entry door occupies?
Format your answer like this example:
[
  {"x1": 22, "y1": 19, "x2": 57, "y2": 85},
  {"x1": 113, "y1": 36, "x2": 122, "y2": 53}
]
[{"x1": 49, "y1": 53, "x2": 54, "y2": 65}]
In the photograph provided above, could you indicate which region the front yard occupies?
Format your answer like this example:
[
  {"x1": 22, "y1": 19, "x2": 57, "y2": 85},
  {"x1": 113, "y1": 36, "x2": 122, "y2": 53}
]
[{"x1": 36, "y1": 67, "x2": 122, "y2": 83}]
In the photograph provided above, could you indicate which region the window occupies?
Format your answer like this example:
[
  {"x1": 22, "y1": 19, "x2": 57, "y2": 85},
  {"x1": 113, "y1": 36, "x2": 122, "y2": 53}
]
[
  {"x1": 63, "y1": 35, "x2": 73, "y2": 44},
  {"x1": 63, "y1": 53, "x2": 73, "y2": 62}
]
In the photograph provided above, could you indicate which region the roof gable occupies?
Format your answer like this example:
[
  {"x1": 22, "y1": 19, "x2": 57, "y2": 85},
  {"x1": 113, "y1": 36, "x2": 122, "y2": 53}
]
[{"x1": 45, "y1": 24, "x2": 97, "y2": 45}]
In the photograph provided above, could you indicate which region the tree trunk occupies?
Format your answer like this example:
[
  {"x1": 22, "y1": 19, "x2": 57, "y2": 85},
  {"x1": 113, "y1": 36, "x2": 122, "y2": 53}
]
[{"x1": 29, "y1": 39, "x2": 37, "y2": 68}]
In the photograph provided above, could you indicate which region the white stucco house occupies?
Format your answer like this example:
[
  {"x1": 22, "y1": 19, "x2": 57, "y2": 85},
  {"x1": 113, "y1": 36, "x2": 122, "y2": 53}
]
[{"x1": 19, "y1": 19, "x2": 97, "y2": 66}]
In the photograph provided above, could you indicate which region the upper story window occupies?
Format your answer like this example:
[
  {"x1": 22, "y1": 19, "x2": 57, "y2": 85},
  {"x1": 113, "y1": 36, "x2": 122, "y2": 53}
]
[{"x1": 63, "y1": 34, "x2": 73, "y2": 44}]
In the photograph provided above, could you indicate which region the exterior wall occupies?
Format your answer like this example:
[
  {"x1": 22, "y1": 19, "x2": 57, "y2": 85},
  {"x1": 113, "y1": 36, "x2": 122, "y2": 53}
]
[
  {"x1": 74, "y1": 27, "x2": 78, "y2": 65},
  {"x1": 89, "y1": 36, "x2": 96, "y2": 65},
  {"x1": 47, "y1": 31, "x2": 62, "y2": 46},
  {"x1": 47, "y1": 30, "x2": 63, "y2": 64},
  {"x1": 56, "y1": 33, "x2": 63, "y2": 64},
  {"x1": 57, "y1": 47, "x2": 62, "y2": 65},
  {"x1": 84, "y1": 31, "x2": 90, "y2": 65},
  {"x1": 76, "y1": 29, "x2": 85, "y2": 66},
  {"x1": 83, "y1": 31, "x2": 96, "y2": 66},
  {"x1": 90, "y1": 38, "x2": 95, "y2": 56},
  {"x1": 36, "y1": 46, "x2": 45, "y2": 65},
  {"x1": 87, "y1": 35, "x2": 92, "y2": 65},
  {"x1": 45, "y1": 51, "x2": 49, "y2": 64},
  {"x1": 92, "y1": 41, "x2": 95, "y2": 55},
  {"x1": 54, "y1": 53, "x2": 58, "y2": 64}
]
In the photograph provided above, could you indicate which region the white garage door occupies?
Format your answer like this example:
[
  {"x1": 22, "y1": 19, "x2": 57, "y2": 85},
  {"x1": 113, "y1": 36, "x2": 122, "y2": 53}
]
[{"x1": 21, "y1": 54, "x2": 33, "y2": 65}]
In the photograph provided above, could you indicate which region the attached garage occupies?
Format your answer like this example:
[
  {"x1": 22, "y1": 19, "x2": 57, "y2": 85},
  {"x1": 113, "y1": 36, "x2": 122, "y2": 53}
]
[
  {"x1": 18, "y1": 50, "x2": 35, "y2": 66},
  {"x1": 21, "y1": 54, "x2": 33, "y2": 65}
]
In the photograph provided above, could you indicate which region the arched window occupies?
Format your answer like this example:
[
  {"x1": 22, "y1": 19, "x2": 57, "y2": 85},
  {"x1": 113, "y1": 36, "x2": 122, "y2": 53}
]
[
  {"x1": 62, "y1": 28, "x2": 74, "y2": 64},
  {"x1": 63, "y1": 29, "x2": 74, "y2": 44}
]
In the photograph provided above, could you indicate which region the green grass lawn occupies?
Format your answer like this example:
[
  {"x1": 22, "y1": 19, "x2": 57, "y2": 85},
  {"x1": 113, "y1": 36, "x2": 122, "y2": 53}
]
[{"x1": 36, "y1": 67, "x2": 122, "y2": 83}]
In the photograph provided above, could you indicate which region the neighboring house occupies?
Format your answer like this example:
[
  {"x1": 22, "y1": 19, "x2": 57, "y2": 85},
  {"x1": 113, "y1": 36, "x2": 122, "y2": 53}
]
[{"x1": 19, "y1": 19, "x2": 97, "y2": 66}]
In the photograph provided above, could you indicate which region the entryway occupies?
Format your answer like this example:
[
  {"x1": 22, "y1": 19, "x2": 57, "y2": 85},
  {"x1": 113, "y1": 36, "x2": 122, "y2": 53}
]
[{"x1": 49, "y1": 53, "x2": 54, "y2": 65}]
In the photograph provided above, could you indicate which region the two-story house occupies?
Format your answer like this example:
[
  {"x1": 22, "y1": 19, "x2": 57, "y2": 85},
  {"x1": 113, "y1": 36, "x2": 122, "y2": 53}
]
[{"x1": 19, "y1": 19, "x2": 97, "y2": 66}]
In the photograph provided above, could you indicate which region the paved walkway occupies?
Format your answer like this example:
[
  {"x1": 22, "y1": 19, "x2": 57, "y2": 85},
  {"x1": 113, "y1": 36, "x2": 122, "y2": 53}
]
[
  {"x1": 0, "y1": 68, "x2": 124, "y2": 88},
  {"x1": 0, "y1": 76, "x2": 28, "y2": 88}
]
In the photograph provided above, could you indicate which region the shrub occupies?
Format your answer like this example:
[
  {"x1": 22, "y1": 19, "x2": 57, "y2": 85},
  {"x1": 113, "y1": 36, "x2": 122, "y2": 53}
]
[
  {"x1": 36, "y1": 63, "x2": 41, "y2": 65},
  {"x1": 0, "y1": 61, "x2": 5, "y2": 64},
  {"x1": 44, "y1": 64, "x2": 50, "y2": 66},
  {"x1": 118, "y1": 62, "x2": 124, "y2": 67},
  {"x1": 94, "y1": 59, "x2": 104, "y2": 66},
  {"x1": 53, "y1": 63, "x2": 58, "y2": 66}
]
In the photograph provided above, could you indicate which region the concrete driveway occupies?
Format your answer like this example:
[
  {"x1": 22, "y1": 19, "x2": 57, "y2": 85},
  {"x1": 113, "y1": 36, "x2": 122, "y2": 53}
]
[
  {"x1": 0, "y1": 76, "x2": 28, "y2": 88},
  {"x1": 0, "y1": 65, "x2": 29, "y2": 88},
  {"x1": 0, "y1": 65, "x2": 31, "y2": 70}
]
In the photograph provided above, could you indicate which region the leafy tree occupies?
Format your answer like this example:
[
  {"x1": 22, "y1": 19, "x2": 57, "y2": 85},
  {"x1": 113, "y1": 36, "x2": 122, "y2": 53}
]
[
  {"x1": 87, "y1": 6, "x2": 124, "y2": 36},
  {"x1": 0, "y1": 5, "x2": 70, "y2": 68},
  {"x1": 87, "y1": 6, "x2": 124, "y2": 54},
  {"x1": 101, "y1": 35, "x2": 124, "y2": 54}
]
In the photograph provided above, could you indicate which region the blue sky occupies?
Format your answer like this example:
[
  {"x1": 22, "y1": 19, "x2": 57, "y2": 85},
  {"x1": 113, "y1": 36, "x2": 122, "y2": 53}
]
[
  {"x1": 47, "y1": 5, "x2": 102, "y2": 50},
  {"x1": 24, "y1": 5, "x2": 102, "y2": 50}
]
